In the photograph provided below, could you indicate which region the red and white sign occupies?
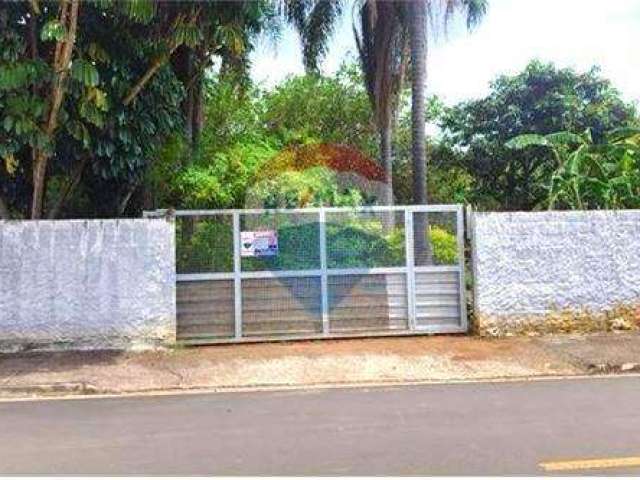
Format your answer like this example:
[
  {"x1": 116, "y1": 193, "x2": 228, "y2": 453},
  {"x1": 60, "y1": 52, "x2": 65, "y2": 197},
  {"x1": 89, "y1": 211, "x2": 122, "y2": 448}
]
[{"x1": 241, "y1": 230, "x2": 278, "y2": 257}]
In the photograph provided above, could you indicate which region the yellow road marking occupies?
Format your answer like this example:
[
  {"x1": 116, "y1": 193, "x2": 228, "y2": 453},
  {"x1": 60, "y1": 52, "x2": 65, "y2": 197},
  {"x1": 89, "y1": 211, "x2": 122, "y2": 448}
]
[{"x1": 540, "y1": 456, "x2": 640, "y2": 472}]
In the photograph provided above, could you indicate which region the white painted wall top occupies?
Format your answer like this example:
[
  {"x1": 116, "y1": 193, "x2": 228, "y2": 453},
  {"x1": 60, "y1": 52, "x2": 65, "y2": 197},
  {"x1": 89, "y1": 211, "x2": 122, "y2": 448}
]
[
  {"x1": 0, "y1": 219, "x2": 175, "y2": 350},
  {"x1": 473, "y1": 210, "x2": 640, "y2": 317}
]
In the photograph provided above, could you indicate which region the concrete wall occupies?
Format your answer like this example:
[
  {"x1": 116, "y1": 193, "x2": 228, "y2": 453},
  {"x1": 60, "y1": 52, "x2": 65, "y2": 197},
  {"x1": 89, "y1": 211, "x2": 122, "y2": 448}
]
[
  {"x1": 0, "y1": 219, "x2": 176, "y2": 351},
  {"x1": 472, "y1": 210, "x2": 640, "y2": 335}
]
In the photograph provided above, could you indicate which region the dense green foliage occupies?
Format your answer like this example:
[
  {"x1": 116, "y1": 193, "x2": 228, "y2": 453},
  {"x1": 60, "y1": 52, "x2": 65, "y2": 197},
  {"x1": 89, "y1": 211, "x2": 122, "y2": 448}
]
[
  {"x1": 0, "y1": 0, "x2": 340, "y2": 219},
  {"x1": 218, "y1": 61, "x2": 637, "y2": 215},
  {"x1": 262, "y1": 64, "x2": 376, "y2": 152},
  {"x1": 148, "y1": 62, "x2": 378, "y2": 212},
  {"x1": 440, "y1": 61, "x2": 638, "y2": 210},
  {"x1": 2, "y1": 2, "x2": 637, "y2": 222},
  {"x1": 176, "y1": 214, "x2": 457, "y2": 273},
  {"x1": 507, "y1": 128, "x2": 640, "y2": 209},
  {"x1": 11, "y1": 1, "x2": 637, "y2": 280},
  {"x1": 1, "y1": 0, "x2": 280, "y2": 218},
  {"x1": 250, "y1": 167, "x2": 365, "y2": 209}
]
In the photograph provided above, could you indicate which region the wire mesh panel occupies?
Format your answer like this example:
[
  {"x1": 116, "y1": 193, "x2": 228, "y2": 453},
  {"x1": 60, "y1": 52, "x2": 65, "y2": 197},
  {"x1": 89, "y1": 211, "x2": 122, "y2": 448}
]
[
  {"x1": 325, "y1": 210, "x2": 406, "y2": 269},
  {"x1": 155, "y1": 204, "x2": 467, "y2": 343},
  {"x1": 328, "y1": 273, "x2": 408, "y2": 332},
  {"x1": 412, "y1": 211, "x2": 460, "y2": 267},
  {"x1": 241, "y1": 277, "x2": 323, "y2": 336},
  {"x1": 240, "y1": 212, "x2": 321, "y2": 272},
  {"x1": 176, "y1": 280, "x2": 235, "y2": 339},
  {"x1": 176, "y1": 214, "x2": 233, "y2": 274}
]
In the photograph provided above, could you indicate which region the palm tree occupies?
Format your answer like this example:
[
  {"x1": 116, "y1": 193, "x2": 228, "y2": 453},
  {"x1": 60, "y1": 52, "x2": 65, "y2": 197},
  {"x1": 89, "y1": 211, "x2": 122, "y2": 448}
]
[
  {"x1": 408, "y1": 0, "x2": 486, "y2": 203},
  {"x1": 404, "y1": 0, "x2": 487, "y2": 263},
  {"x1": 286, "y1": 0, "x2": 487, "y2": 228},
  {"x1": 353, "y1": 0, "x2": 409, "y2": 213},
  {"x1": 280, "y1": 0, "x2": 345, "y2": 73}
]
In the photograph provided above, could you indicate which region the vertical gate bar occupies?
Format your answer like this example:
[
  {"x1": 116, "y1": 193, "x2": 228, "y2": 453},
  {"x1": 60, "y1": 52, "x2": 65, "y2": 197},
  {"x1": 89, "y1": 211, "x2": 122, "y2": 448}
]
[
  {"x1": 456, "y1": 205, "x2": 468, "y2": 331},
  {"x1": 318, "y1": 208, "x2": 329, "y2": 334},
  {"x1": 404, "y1": 209, "x2": 416, "y2": 330},
  {"x1": 467, "y1": 205, "x2": 480, "y2": 331},
  {"x1": 233, "y1": 212, "x2": 242, "y2": 339}
]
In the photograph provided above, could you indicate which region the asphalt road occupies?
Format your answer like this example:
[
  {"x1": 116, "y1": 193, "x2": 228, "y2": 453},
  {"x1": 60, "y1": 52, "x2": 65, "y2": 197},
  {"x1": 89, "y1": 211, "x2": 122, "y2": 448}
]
[{"x1": 1, "y1": 377, "x2": 640, "y2": 475}]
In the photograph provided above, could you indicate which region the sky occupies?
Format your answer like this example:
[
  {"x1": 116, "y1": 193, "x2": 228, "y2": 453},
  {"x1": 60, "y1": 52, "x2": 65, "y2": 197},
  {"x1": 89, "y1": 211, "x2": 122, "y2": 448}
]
[{"x1": 250, "y1": 0, "x2": 640, "y2": 106}]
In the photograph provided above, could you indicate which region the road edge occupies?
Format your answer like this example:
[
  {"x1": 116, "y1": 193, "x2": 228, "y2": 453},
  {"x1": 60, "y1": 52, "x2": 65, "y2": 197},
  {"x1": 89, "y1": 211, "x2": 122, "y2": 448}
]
[{"x1": 1, "y1": 372, "x2": 639, "y2": 403}]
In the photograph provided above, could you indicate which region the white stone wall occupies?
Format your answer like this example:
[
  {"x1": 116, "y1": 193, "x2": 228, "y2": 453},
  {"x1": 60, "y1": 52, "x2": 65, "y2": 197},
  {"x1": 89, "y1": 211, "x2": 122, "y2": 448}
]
[
  {"x1": 472, "y1": 210, "x2": 640, "y2": 329},
  {"x1": 0, "y1": 219, "x2": 175, "y2": 351}
]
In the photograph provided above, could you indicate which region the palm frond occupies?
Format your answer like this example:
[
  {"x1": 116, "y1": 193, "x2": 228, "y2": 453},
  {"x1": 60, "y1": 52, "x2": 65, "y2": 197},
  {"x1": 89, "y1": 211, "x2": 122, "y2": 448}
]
[
  {"x1": 301, "y1": 0, "x2": 344, "y2": 72},
  {"x1": 353, "y1": 0, "x2": 408, "y2": 128},
  {"x1": 353, "y1": 0, "x2": 376, "y2": 108},
  {"x1": 111, "y1": 0, "x2": 157, "y2": 24},
  {"x1": 462, "y1": 0, "x2": 488, "y2": 30},
  {"x1": 278, "y1": 0, "x2": 344, "y2": 73},
  {"x1": 429, "y1": 0, "x2": 488, "y2": 39}
]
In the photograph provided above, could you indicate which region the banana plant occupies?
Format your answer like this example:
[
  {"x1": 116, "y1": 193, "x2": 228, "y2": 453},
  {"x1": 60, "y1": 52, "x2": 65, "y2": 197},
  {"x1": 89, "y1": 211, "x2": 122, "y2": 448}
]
[{"x1": 506, "y1": 128, "x2": 640, "y2": 210}]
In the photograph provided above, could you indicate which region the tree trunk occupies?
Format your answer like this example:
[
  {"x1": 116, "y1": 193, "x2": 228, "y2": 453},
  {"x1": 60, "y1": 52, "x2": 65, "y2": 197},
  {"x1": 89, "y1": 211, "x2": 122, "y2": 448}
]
[
  {"x1": 184, "y1": 86, "x2": 195, "y2": 147},
  {"x1": 31, "y1": 151, "x2": 48, "y2": 219},
  {"x1": 122, "y1": 9, "x2": 201, "y2": 107},
  {"x1": 28, "y1": 7, "x2": 39, "y2": 64},
  {"x1": 46, "y1": 156, "x2": 87, "y2": 219},
  {"x1": 123, "y1": 52, "x2": 174, "y2": 106},
  {"x1": 31, "y1": 0, "x2": 79, "y2": 219},
  {"x1": 380, "y1": 113, "x2": 394, "y2": 229},
  {"x1": 116, "y1": 183, "x2": 138, "y2": 217},
  {"x1": 409, "y1": 0, "x2": 432, "y2": 265},
  {"x1": 191, "y1": 73, "x2": 204, "y2": 152},
  {"x1": 0, "y1": 193, "x2": 10, "y2": 220},
  {"x1": 409, "y1": 0, "x2": 427, "y2": 206}
]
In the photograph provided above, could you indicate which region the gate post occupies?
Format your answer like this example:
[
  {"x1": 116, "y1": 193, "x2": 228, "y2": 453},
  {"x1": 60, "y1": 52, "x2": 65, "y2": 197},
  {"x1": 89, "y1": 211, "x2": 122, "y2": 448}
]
[
  {"x1": 404, "y1": 209, "x2": 416, "y2": 330},
  {"x1": 318, "y1": 208, "x2": 329, "y2": 335},
  {"x1": 457, "y1": 205, "x2": 468, "y2": 332},
  {"x1": 233, "y1": 212, "x2": 242, "y2": 339}
]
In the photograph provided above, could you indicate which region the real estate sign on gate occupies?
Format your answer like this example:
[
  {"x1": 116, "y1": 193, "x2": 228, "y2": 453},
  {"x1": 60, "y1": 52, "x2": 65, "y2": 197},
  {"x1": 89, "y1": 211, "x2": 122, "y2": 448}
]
[{"x1": 241, "y1": 230, "x2": 278, "y2": 257}]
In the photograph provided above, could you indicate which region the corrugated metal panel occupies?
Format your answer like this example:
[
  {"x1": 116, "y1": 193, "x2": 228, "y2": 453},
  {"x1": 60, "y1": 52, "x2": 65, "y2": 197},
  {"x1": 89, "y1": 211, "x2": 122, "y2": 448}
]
[
  {"x1": 414, "y1": 270, "x2": 461, "y2": 327},
  {"x1": 176, "y1": 280, "x2": 234, "y2": 339},
  {"x1": 328, "y1": 273, "x2": 408, "y2": 332},
  {"x1": 242, "y1": 277, "x2": 323, "y2": 336}
]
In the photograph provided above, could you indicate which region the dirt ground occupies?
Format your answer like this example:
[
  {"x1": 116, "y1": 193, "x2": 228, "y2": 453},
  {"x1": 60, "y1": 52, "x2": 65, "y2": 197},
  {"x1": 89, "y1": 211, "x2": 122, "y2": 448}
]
[{"x1": 1, "y1": 332, "x2": 639, "y2": 398}]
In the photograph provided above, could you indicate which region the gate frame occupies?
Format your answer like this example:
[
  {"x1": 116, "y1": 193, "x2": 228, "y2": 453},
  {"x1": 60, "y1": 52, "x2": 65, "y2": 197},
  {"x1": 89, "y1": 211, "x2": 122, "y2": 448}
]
[{"x1": 145, "y1": 204, "x2": 467, "y2": 344}]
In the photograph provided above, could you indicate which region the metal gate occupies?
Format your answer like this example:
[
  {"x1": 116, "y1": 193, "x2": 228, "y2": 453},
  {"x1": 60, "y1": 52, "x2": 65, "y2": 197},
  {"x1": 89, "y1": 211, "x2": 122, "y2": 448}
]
[{"x1": 146, "y1": 205, "x2": 467, "y2": 344}]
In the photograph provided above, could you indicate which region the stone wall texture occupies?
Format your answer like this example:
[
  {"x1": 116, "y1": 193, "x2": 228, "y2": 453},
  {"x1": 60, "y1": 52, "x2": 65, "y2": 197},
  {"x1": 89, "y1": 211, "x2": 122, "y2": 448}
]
[
  {"x1": 472, "y1": 210, "x2": 640, "y2": 335},
  {"x1": 0, "y1": 219, "x2": 176, "y2": 351}
]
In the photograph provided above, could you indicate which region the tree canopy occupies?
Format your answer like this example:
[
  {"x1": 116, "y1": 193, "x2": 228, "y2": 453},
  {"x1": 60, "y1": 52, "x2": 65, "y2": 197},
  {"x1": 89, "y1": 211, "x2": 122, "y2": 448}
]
[
  {"x1": 2, "y1": 2, "x2": 638, "y2": 220},
  {"x1": 507, "y1": 128, "x2": 640, "y2": 210},
  {"x1": 440, "y1": 60, "x2": 638, "y2": 210},
  {"x1": 146, "y1": 61, "x2": 378, "y2": 211},
  {"x1": 0, "y1": 0, "x2": 342, "y2": 219}
]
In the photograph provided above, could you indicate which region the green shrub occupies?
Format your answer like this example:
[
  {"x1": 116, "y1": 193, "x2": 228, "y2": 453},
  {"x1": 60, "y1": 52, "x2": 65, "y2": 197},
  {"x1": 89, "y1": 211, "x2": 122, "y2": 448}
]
[
  {"x1": 176, "y1": 141, "x2": 278, "y2": 209},
  {"x1": 326, "y1": 219, "x2": 404, "y2": 269},
  {"x1": 429, "y1": 226, "x2": 458, "y2": 265},
  {"x1": 176, "y1": 219, "x2": 233, "y2": 273},
  {"x1": 248, "y1": 166, "x2": 364, "y2": 209},
  {"x1": 176, "y1": 215, "x2": 458, "y2": 273}
]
